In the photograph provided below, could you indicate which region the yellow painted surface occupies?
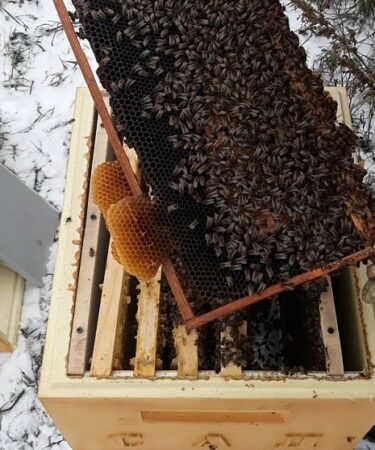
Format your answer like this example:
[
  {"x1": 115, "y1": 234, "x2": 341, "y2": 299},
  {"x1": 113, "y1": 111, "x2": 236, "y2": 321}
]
[{"x1": 39, "y1": 88, "x2": 375, "y2": 450}]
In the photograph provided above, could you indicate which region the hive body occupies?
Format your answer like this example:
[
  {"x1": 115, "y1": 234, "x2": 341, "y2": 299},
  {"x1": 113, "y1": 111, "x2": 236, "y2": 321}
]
[{"x1": 39, "y1": 89, "x2": 375, "y2": 450}]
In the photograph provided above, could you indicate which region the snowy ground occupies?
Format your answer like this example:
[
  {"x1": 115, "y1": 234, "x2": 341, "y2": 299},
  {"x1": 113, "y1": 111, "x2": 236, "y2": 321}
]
[
  {"x1": 0, "y1": 0, "x2": 92, "y2": 448},
  {"x1": 0, "y1": 0, "x2": 374, "y2": 449}
]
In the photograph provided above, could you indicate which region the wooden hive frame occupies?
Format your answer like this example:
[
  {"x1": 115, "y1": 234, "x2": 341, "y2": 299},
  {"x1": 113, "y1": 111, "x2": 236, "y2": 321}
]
[
  {"x1": 66, "y1": 87, "x2": 360, "y2": 380},
  {"x1": 53, "y1": 0, "x2": 375, "y2": 331},
  {"x1": 39, "y1": 87, "x2": 375, "y2": 450}
]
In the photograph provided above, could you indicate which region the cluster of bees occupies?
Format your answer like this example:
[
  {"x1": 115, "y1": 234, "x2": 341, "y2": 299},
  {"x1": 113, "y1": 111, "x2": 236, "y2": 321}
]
[
  {"x1": 157, "y1": 272, "x2": 325, "y2": 371},
  {"x1": 74, "y1": 0, "x2": 374, "y2": 367}
]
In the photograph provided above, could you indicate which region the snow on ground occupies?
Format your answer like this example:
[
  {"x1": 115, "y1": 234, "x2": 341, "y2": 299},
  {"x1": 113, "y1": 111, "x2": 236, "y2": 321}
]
[
  {"x1": 0, "y1": 0, "x2": 94, "y2": 448},
  {"x1": 0, "y1": 0, "x2": 373, "y2": 448}
]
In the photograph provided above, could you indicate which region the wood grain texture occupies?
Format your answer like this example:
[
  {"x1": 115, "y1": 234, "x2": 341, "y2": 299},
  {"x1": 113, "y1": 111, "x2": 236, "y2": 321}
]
[
  {"x1": 90, "y1": 145, "x2": 138, "y2": 377},
  {"x1": 90, "y1": 242, "x2": 130, "y2": 377},
  {"x1": 134, "y1": 269, "x2": 161, "y2": 378},
  {"x1": 320, "y1": 277, "x2": 344, "y2": 376},
  {"x1": 67, "y1": 96, "x2": 108, "y2": 376},
  {"x1": 325, "y1": 86, "x2": 352, "y2": 128},
  {"x1": 173, "y1": 325, "x2": 198, "y2": 378}
]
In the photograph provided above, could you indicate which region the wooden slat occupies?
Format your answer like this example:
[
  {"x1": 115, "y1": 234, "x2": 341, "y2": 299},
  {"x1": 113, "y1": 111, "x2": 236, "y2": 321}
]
[
  {"x1": 324, "y1": 86, "x2": 345, "y2": 125},
  {"x1": 90, "y1": 145, "x2": 139, "y2": 377},
  {"x1": 336, "y1": 86, "x2": 353, "y2": 128},
  {"x1": 320, "y1": 277, "x2": 344, "y2": 376},
  {"x1": 133, "y1": 269, "x2": 161, "y2": 378},
  {"x1": 67, "y1": 97, "x2": 110, "y2": 376},
  {"x1": 173, "y1": 325, "x2": 198, "y2": 379},
  {"x1": 335, "y1": 86, "x2": 353, "y2": 128},
  {"x1": 90, "y1": 242, "x2": 130, "y2": 377},
  {"x1": 220, "y1": 322, "x2": 247, "y2": 377}
]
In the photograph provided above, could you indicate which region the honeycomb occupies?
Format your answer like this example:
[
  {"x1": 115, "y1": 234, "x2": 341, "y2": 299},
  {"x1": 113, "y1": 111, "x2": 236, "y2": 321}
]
[
  {"x1": 92, "y1": 160, "x2": 171, "y2": 280},
  {"x1": 74, "y1": 0, "x2": 375, "y2": 310},
  {"x1": 91, "y1": 160, "x2": 131, "y2": 218},
  {"x1": 107, "y1": 196, "x2": 172, "y2": 280}
]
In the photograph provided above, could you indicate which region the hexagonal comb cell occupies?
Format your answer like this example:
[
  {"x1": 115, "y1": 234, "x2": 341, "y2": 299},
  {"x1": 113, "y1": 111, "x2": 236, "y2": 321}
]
[
  {"x1": 91, "y1": 160, "x2": 171, "y2": 280},
  {"x1": 107, "y1": 196, "x2": 172, "y2": 280},
  {"x1": 91, "y1": 161, "x2": 132, "y2": 218}
]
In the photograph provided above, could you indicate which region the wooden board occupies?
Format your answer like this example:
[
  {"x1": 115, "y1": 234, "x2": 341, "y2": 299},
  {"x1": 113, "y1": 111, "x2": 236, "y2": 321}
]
[
  {"x1": 320, "y1": 277, "x2": 344, "y2": 376},
  {"x1": 90, "y1": 145, "x2": 138, "y2": 377},
  {"x1": 133, "y1": 269, "x2": 161, "y2": 378},
  {"x1": 336, "y1": 87, "x2": 353, "y2": 129},
  {"x1": 325, "y1": 86, "x2": 352, "y2": 128},
  {"x1": 67, "y1": 95, "x2": 107, "y2": 376},
  {"x1": 0, "y1": 262, "x2": 25, "y2": 352},
  {"x1": 90, "y1": 240, "x2": 130, "y2": 377},
  {"x1": 173, "y1": 325, "x2": 198, "y2": 379}
]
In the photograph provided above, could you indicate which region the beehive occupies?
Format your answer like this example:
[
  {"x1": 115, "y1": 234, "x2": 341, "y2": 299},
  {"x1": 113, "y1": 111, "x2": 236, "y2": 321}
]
[{"x1": 39, "y1": 88, "x2": 375, "y2": 450}]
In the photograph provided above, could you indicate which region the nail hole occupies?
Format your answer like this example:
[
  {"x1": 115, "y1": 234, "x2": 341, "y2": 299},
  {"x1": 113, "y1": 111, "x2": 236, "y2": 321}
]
[
  {"x1": 327, "y1": 327, "x2": 335, "y2": 334},
  {"x1": 76, "y1": 326, "x2": 84, "y2": 334}
]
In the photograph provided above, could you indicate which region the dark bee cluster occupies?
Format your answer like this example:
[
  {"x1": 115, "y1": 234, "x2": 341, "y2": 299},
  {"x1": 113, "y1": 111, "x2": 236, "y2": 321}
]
[
  {"x1": 73, "y1": 0, "x2": 375, "y2": 309},
  {"x1": 149, "y1": 272, "x2": 325, "y2": 372}
]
